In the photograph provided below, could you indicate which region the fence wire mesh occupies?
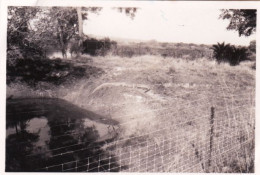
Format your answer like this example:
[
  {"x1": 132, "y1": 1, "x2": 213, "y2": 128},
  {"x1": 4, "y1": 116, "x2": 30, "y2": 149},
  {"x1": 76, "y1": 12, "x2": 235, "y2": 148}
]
[{"x1": 7, "y1": 84, "x2": 255, "y2": 173}]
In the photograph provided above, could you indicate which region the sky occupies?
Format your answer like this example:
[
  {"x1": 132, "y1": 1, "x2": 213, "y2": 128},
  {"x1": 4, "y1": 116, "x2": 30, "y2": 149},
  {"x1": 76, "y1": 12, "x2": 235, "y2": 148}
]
[{"x1": 83, "y1": 6, "x2": 256, "y2": 46}]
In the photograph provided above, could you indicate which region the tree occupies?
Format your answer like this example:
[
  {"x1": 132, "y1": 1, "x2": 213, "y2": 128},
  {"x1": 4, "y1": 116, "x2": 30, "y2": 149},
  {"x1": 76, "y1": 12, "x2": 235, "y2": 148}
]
[
  {"x1": 75, "y1": 7, "x2": 102, "y2": 57},
  {"x1": 76, "y1": 7, "x2": 83, "y2": 57},
  {"x1": 8, "y1": 7, "x2": 103, "y2": 60},
  {"x1": 46, "y1": 7, "x2": 79, "y2": 59},
  {"x1": 8, "y1": 6, "x2": 137, "y2": 60},
  {"x1": 47, "y1": 7, "x2": 102, "y2": 58},
  {"x1": 7, "y1": 7, "x2": 39, "y2": 48},
  {"x1": 220, "y1": 9, "x2": 256, "y2": 37},
  {"x1": 7, "y1": 7, "x2": 42, "y2": 62},
  {"x1": 72, "y1": 7, "x2": 138, "y2": 57},
  {"x1": 212, "y1": 42, "x2": 231, "y2": 63}
]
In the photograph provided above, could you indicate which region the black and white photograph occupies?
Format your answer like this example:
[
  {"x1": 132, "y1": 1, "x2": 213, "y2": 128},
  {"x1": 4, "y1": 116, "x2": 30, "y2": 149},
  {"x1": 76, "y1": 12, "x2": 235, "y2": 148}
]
[{"x1": 2, "y1": 1, "x2": 258, "y2": 173}]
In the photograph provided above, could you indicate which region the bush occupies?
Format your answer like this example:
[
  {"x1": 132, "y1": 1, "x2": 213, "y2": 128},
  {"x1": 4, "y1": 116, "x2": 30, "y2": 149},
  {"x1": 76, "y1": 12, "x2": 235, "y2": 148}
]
[
  {"x1": 229, "y1": 47, "x2": 249, "y2": 66},
  {"x1": 247, "y1": 40, "x2": 256, "y2": 61},
  {"x1": 82, "y1": 38, "x2": 117, "y2": 56},
  {"x1": 212, "y1": 42, "x2": 249, "y2": 66},
  {"x1": 248, "y1": 40, "x2": 256, "y2": 53}
]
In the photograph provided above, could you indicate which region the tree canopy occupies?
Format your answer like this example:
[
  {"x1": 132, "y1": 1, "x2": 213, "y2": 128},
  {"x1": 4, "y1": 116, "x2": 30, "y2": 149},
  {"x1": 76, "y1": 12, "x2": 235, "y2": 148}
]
[
  {"x1": 7, "y1": 7, "x2": 42, "y2": 61},
  {"x1": 7, "y1": 6, "x2": 103, "y2": 59},
  {"x1": 7, "y1": 6, "x2": 138, "y2": 60},
  {"x1": 220, "y1": 9, "x2": 256, "y2": 37}
]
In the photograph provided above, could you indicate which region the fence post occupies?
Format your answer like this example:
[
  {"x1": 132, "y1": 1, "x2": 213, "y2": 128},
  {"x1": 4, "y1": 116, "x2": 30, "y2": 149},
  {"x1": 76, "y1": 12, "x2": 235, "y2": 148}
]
[
  {"x1": 98, "y1": 155, "x2": 100, "y2": 172},
  {"x1": 87, "y1": 157, "x2": 89, "y2": 172},
  {"x1": 207, "y1": 106, "x2": 215, "y2": 172}
]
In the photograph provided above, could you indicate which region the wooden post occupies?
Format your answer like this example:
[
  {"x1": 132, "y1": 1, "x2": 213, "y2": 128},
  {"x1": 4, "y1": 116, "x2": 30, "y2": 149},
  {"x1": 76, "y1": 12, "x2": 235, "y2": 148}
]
[{"x1": 207, "y1": 107, "x2": 215, "y2": 172}]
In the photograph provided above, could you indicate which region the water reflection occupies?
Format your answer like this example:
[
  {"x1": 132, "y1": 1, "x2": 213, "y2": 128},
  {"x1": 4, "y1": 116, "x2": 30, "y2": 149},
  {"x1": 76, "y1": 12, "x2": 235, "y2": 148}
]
[{"x1": 6, "y1": 98, "x2": 121, "y2": 172}]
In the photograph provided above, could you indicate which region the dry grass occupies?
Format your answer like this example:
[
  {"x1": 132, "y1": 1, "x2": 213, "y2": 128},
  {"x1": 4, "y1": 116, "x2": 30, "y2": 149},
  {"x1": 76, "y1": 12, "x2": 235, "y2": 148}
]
[{"x1": 7, "y1": 55, "x2": 255, "y2": 172}]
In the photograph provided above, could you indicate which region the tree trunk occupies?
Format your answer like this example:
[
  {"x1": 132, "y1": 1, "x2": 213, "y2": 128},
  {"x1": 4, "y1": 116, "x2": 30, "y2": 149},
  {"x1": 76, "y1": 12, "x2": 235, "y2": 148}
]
[
  {"x1": 57, "y1": 25, "x2": 67, "y2": 59},
  {"x1": 77, "y1": 7, "x2": 83, "y2": 58}
]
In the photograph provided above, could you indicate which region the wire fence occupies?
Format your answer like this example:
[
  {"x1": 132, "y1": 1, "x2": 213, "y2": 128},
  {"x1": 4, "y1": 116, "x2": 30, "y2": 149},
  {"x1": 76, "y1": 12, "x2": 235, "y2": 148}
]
[{"x1": 6, "y1": 83, "x2": 255, "y2": 173}]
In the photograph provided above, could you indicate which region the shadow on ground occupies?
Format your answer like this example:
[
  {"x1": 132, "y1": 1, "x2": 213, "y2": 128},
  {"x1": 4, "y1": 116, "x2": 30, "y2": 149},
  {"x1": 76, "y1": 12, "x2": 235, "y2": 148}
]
[{"x1": 7, "y1": 58, "x2": 104, "y2": 87}]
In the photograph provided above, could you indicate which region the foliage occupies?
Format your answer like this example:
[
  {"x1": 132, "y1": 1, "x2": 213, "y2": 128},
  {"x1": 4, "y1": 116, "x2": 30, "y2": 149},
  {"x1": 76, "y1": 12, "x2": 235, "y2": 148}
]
[
  {"x1": 229, "y1": 46, "x2": 249, "y2": 66},
  {"x1": 44, "y1": 7, "x2": 102, "y2": 58},
  {"x1": 7, "y1": 7, "x2": 44, "y2": 63},
  {"x1": 7, "y1": 46, "x2": 24, "y2": 66},
  {"x1": 212, "y1": 42, "x2": 249, "y2": 66},
  {"x1": 7, "y1": 6, "x2": 103, "y2": 62},
  {"x1": 220, "y1": 9, "x2": 256, "y2": 36},
  {"x1": 7, "y1": 7, "x2": 39, "y2": 49},
  {"x1": 7, "y1": 6, "x2": 141, "y2": 62},
  {"x1": 248, "y1": 40, "x2": 256, "y2": 53},
  {"x1": 46, "y1": 7, "x2": 79, "y2": 58},
  {"x1": 247, "y1": 40, "x2": 256, "y2": 61},
  {"x1": 212, "y1": 42, "x2": 231, "y2": 63},
  {"x1": 113, "y1": 7, "x2": 139, "y2": 20},
  {"x1": 81, "y1": 37, "x2": 117, "y2": 56}
]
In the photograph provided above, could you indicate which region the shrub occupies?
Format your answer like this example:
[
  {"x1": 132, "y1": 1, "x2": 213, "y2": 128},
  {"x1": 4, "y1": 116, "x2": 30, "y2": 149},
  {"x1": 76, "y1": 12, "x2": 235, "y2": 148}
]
[
  {"x1": 248, "y1": 40, "x2": 256, "y2": 53},
  {"x1": 252, "y1": 62, "x2": 256, "y2": 70},
  {"x1": 229, "y1": 46, "x2": 249, "y2": 66},
  {"x1": 248, "y1": 53, "x2": 256, "y2": 62},
  {"x1": 247, "y1": 40, "x2": 256, "y2": 61},
  {"x1": 212, "y1": 42, "x2": 249, "y2": 66},
  {"x1": 82, "y1": 38, "x2": 117, "y2": 56}
]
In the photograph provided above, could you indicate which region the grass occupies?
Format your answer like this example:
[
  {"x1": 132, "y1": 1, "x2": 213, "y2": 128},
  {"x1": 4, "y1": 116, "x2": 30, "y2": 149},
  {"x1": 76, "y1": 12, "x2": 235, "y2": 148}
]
[{"x1": 6, "y1": 54, "x2": 255, "y2": 172}]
